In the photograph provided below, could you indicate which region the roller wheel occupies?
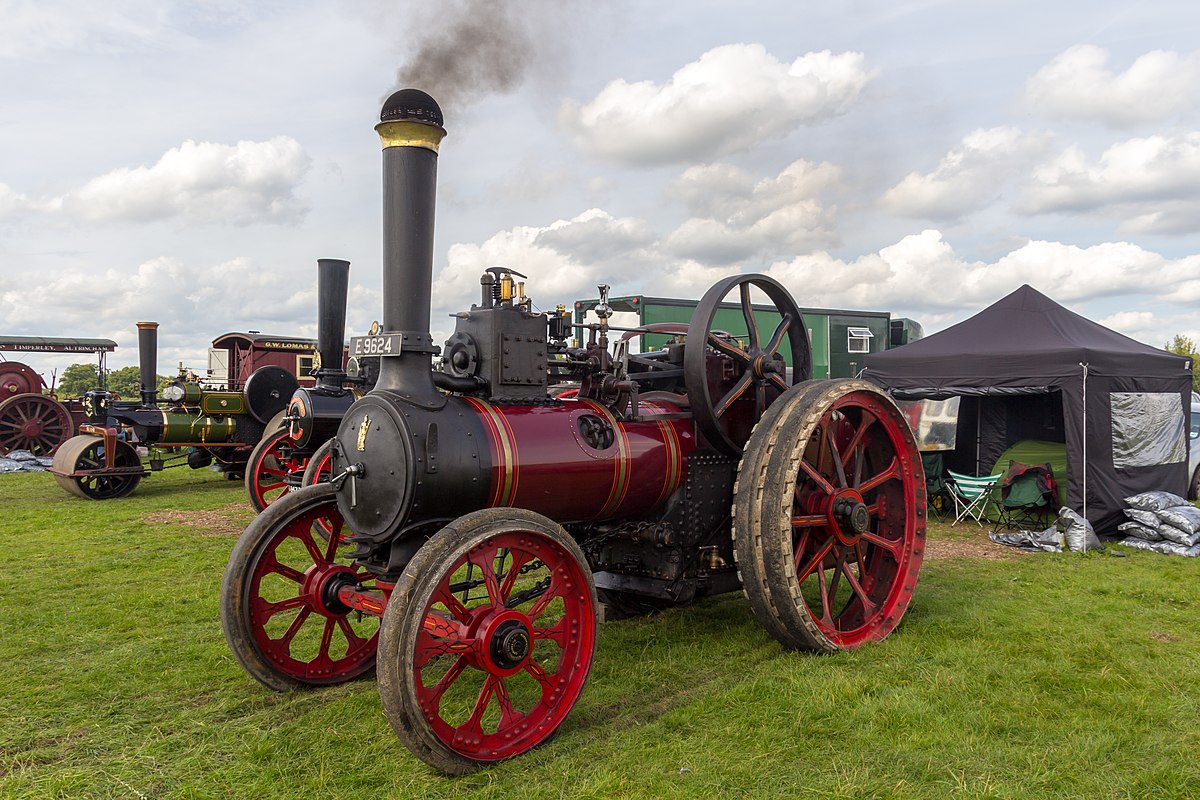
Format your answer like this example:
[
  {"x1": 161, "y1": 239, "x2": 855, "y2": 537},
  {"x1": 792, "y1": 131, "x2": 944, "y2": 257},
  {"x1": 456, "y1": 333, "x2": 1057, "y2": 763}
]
[
  {"x1": 221, "y1": 482, "x2": 379, "y2": 690},
  {"x1": 734, "y1": 379, "x2": 925, "y2": 652},
  {"x1": 1189, "y1": 465, "x2": 1200, "y2": 502},
  {"x1": 245, "y1": 427, "x2": 308, "y2": 512},
  {"x1": 685, "y1": 274, "x2": 811, "y2": 457},
  {"x1": 51, "y1": 435, "x2": 142, "y2": 500},
  {"x1": 300, "y1": 439, "x2": 334, "y2": 487},
  {"x1": 377, "y1": 508, "x2": 598, "y2": 774},
  {"x1": 0, "y1": 393, "x2": 72, "y2": 456}
]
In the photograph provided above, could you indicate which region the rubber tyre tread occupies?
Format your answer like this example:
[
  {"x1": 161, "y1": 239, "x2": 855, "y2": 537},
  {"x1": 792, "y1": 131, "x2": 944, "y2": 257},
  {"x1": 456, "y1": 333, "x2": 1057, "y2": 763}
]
[
  {"x1": 376, "y1": 507, "x2": 598, "y2": 776},
  {"x1": 733, "y1": 380, "x2": 837, "y2": 647},
  {"x1": 1189, "y1": 465, "x2": 1200, "y2": 502},
  {"x1": 220, "y1": 482, "x2": 376, "y2": 691}
]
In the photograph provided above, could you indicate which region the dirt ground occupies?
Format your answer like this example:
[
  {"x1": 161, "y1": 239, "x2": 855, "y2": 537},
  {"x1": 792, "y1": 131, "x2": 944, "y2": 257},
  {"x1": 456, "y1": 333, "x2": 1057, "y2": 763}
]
[
  {"x1": 924, "y1": 523, "x2": 1031, "y2": 560},
  {"x1": 144, "y1": 504, "x2": 255, "y2": 537}
]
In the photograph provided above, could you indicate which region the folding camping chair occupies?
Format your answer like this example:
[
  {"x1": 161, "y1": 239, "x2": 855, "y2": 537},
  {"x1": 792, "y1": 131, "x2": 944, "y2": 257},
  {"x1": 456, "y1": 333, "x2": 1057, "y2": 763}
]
[
  {"x1": 994, "y1": 461, "x2": 1058, "y2": 531},
  {"x1": 945, "y1": 469, "x2": 1003, "y2": 527},
  {"x1": 922, "y1": 452, "x2": 951, "y2": 522}
]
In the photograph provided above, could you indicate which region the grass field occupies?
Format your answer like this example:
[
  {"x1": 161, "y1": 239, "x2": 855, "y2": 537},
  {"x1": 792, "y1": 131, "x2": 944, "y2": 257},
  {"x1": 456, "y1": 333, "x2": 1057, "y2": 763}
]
[{"x1": 2, "y1": 467, "x2": 1199, "y2": 799}]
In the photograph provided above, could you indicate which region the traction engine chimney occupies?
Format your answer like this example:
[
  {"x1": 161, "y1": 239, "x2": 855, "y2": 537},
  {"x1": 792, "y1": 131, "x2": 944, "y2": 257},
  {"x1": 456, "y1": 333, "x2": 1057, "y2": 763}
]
[
  {"x1": 374, "y1": 88, "x2": 446, "y2": 405},
  {"x1": 136, "y1": 321, "x2": 159, "y2": 406},
  {"x1": 315, "y1": 258, "x2": 350, "y2": 390}
]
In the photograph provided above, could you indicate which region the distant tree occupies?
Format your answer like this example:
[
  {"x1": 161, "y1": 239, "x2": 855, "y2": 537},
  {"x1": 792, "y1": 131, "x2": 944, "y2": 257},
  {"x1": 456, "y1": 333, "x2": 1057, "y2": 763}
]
[
  {"x1": 55, "y1": 363, "x2": 100, "y2": 398},
  {"x1": 1164, "y1": 335, "x2": 1200, "y2": 393},
  {"x1": 105, "y1": 366, "x2": 170, "y2": 399}
]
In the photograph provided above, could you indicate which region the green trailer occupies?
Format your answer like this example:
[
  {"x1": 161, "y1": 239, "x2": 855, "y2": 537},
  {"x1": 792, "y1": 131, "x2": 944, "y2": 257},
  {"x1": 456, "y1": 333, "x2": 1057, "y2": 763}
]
[{"x1": 572, "y1": 294, "x2": 918, "y2": 379}]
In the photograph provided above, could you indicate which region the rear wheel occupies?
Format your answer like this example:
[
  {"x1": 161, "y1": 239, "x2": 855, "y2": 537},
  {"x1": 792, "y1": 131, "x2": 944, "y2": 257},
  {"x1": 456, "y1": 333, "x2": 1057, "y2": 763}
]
[
  {"x1": 377, "y1": 508, "x2": 598, "y2": 774},
  {"x1": 51, "y1": 435, "x2": 142, "y2": 500},
  {"x1": 221, "y1": 482, "x2": 379, "y2": 690},
  {"x1": 734, "y1": 380, "x2": 925, "y2": 652},
  {"x1": 0, "y1": 393, "x2": 72, "y2": 456}
]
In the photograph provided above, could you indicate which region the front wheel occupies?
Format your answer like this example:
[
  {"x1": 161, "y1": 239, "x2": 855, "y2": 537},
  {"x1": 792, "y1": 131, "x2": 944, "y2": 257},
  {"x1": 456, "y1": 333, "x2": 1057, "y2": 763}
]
[
  {"x1": 377, "y1": 508, "x2": 598, "y2": 775},
  {"x1": 244, "y1": 427, "x2": 308, "y2": 512},
  {"x1": 221, "y1": 483, "x2": 380, "y2": 690}
]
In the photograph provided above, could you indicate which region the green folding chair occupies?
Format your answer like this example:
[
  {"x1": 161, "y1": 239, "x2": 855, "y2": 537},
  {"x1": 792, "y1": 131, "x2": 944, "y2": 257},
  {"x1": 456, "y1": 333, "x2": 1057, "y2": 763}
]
[{"x1": 945, "y1": 469, "x2": 1003, "y2": 527}]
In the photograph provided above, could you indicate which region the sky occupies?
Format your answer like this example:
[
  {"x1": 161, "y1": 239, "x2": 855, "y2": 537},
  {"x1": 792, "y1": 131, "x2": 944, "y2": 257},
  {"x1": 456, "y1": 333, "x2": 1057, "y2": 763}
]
[{"x1": 2, "y1": 0, "x2": 1199, "y2": 383}]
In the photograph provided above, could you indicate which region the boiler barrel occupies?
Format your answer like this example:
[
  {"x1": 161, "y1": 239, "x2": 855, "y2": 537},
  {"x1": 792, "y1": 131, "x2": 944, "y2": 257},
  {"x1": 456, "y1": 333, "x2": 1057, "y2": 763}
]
[{"x1": 333, "y1": 396, "x2": 694, "y2": 540}]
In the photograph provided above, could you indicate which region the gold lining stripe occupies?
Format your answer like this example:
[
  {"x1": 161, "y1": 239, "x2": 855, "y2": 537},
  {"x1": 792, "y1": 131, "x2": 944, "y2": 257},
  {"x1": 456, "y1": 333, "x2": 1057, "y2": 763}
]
[
  {"x1": 375, "y1": 120, "x2": 446, "y2": 152},
  {"x1": 643, "y1": 402, "x2": 681, "y2": 506},
  {"x1": 582, "y1": 400, "x2": 630, "y2": 517},
  {"x1": 463, "y1": 397, "x2": 516, "y2": 507}
]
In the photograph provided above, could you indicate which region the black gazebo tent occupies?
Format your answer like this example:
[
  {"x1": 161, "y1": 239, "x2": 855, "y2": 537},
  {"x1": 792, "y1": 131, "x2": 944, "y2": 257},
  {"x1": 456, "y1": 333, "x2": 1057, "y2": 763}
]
[{"x1": 862, "y1": 285, "x2": 1193, "y2": 533}]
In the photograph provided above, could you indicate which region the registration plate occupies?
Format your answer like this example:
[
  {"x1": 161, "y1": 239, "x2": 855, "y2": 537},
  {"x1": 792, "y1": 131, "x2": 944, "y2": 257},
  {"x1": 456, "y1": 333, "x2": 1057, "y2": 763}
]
[{"x1": 350, "y1": 333, "x2": 403, "y2": 357}]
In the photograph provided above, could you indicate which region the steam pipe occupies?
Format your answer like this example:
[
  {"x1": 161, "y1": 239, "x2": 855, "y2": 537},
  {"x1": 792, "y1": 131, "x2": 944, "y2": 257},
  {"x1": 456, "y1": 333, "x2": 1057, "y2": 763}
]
[
  {"x1": 315, "y1": 258, "x2": 351, "y2": 391},
  {"x1": 373, "y1": 88, "x2": 446, "y2": 407},
  {"x1": 136, "y1": 321, "x2": 159, "y2": 406}
]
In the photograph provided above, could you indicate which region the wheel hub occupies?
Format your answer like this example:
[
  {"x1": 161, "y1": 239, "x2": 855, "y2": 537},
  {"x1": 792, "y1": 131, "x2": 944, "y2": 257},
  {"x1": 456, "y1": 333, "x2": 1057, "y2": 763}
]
[
  {"x1": 829, "y1": 490, "x2": 869, "y2": 545},
  {"x1": 302, "y1": 564, "x2": 357, "y2": 617},
  {"x1": 19, "y1": 419, "x2": 44, "y2": 437},
  {"x1": 474, "y1": 609, "x2": 534, "y2": 676},
  {"x1": 490, "y1": 619, "x2": 531, "y2": 669}
]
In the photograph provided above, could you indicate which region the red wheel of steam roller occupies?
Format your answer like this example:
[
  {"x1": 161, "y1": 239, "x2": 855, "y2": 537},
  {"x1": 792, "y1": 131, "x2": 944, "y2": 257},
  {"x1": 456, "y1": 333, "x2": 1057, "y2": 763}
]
[
  {"x1": 221, "y1": 483, "x2": 380, "y2": 690},
  {"x1": 377, "y1": 508, "x2": 598, "y2": 775},
  {"x1": 734, "y1": 379, "x2": 925, "y2": 652}
]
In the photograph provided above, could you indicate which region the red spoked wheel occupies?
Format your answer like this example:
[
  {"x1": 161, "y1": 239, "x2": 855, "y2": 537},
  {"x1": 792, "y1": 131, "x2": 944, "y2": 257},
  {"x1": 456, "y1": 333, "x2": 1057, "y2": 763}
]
[
  {"x1": 221, "y1": 483, "x2": 380, "y2": 690},
  {"x1": 734, "y1": 379, "x2": 925, "y2": 653},
  {"x1": 300, "y1": 439, "x2": 334, "y2": 488},
  {"x1": 0, "y1": 393, "x2": 72, "y2": 456},
  {"x1": 244, "y1": 427, "x2": 309, "y2": 512},
  {"x1": 378, "y1": 508, "x2": 598, "y2": 775}
]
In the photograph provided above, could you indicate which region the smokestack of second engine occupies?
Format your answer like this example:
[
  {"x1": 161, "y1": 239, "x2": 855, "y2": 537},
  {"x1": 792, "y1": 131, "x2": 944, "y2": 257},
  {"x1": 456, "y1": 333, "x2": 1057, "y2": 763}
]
[
  {"x1": 374, "y1": 88, "x2": 446, "y2": 404},
  {"x1": 136, "y1": 321, "x2": 159, "y2": 406},
  {"x1": 315, "y1": 258, "x2": 350, "y2": 391}
]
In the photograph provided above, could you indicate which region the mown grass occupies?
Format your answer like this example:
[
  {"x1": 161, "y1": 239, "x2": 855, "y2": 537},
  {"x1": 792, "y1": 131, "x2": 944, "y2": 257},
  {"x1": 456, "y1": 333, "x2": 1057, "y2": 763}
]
[{"x1": 1, "y1": 468, "x2": 1199, "y2": 799}]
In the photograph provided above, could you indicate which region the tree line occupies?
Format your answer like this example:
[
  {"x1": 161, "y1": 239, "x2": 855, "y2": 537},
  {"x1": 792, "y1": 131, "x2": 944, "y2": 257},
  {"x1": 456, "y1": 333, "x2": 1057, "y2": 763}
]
[{"x1": 52, "y1": 364, "x2": 171, "y2": 400}]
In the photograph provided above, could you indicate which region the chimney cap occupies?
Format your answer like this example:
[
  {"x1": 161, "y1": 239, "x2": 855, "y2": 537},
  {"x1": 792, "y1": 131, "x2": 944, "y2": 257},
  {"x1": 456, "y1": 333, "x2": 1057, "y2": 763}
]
[{"x1": 381, "y1": 88, "x2": 443, "y2": 127}]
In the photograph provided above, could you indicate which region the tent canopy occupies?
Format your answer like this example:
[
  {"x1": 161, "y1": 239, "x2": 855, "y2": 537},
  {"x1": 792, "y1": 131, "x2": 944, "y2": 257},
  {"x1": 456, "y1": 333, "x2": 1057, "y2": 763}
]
[{"x1": 863, "y1": 285, "x2": 1192, "y2": 533}]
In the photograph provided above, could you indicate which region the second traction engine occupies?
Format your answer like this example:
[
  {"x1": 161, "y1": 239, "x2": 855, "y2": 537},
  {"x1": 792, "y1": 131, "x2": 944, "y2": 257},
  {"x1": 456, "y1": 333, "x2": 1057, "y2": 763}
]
[{"x1": 221, "y1": 87, "x2": 926, "y2": 776}]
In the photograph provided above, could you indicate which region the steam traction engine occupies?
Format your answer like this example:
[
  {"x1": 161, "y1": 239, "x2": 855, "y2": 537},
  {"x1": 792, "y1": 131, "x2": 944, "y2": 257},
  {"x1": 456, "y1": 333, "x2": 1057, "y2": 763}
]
[
  {"x1": 49, "y1": 323, "x2": 298, "y2": 499},
  {"x1": 0, "y1": 336, "x2": 118, "y2": 457},
  {"x1": 220, "y1": 89, "x2": 926, "y2": 774},
  {"x1": 244, "y1": 258, "x2": 374, "y2": 511}
]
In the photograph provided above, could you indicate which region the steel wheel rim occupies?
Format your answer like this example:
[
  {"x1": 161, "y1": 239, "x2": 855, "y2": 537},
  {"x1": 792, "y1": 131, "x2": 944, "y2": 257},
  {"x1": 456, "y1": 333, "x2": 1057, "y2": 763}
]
[
  {"x1": 250, "y1": 430, "x2": 307, "y2": 510},
  {"x1": 412, "y1": 530, "x2": 596, "y2": 761},
  {"x1": 245, "y1": 500, "x2": 379, "y2": 683},
  {"x1": 788, "y1": 389, "x2": 923, "y2": 648},
  {"x1": 0, "y1": 394, "x2": 71, "y2": 456}
]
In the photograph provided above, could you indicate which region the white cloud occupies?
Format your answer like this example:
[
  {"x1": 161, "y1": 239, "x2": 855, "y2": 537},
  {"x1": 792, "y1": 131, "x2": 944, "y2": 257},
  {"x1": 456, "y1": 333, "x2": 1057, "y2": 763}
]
[
  {"x1": 1021, "y1": 45, "x2": 1200, "y2": 127},
  {"x1": 764, "y1": 231, "x2": 1189, "y2": 324},
  {"x1": 0, "y1": 138, "x2": 311, "y2": 226},
  {"x1": 880, "y1": 127, "x2": 1050, "y2": 219},
  {"x1": 559, "y1": 44, "x2": 873, "y2": 165},
  {"x1": 1023, "y1": 132, "x2": 1200, "y2": 233},
  {"x1": 665, "y1": 159, "x2": 842, "y2": 264}
]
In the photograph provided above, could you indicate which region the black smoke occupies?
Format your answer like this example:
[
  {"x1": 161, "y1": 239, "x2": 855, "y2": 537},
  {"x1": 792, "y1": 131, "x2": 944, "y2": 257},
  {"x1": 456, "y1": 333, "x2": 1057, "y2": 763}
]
[{"x1": 394, "y1": 0, "x2": 576, "y2": 112}]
